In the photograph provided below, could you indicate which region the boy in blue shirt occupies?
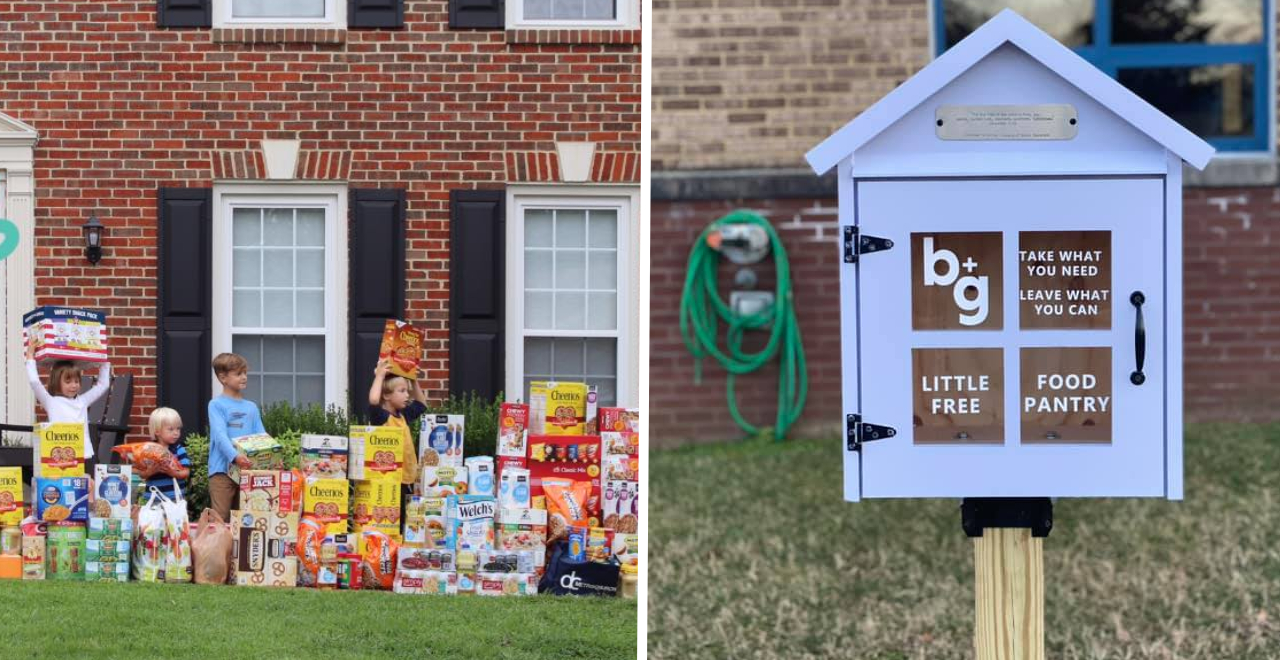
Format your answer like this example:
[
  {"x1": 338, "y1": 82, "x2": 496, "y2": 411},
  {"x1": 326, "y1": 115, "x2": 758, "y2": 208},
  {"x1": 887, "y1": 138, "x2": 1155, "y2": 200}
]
[
  {"x1": 139, "y1": 407, "x2": 191, "y2": 502},
  {"x1": 208, "y1": 352, "x2": 261, "y2": 522}
]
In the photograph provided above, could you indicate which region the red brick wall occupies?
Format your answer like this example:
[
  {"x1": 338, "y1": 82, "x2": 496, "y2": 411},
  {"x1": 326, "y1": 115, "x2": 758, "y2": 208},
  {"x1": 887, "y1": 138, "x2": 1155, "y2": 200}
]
[
  {"x1": 651, "y1": 188, "x2": 1280, "y2": 447},
  {"x1": 0, "y1": 3, "x2": 640, "y2": 441}
]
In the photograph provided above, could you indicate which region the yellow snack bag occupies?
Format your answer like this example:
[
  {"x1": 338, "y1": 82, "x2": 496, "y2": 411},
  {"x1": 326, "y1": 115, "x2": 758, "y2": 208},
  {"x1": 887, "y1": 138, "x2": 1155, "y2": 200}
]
[
  {"x1": 0, "y1": 467, "x2": 23, "y2": 525},
  {"x1": 303, "y1": 478, "x2": 350, "y2": 534},
  {"x1": 36, "y1": 423, "x2": 85, "y2": 478}
]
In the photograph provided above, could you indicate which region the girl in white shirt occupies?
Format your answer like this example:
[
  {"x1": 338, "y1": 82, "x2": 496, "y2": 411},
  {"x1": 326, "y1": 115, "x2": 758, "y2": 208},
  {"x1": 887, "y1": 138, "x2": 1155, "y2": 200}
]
[{"x1": 25, "y1": 341, "x2": 111, "y2": 459}]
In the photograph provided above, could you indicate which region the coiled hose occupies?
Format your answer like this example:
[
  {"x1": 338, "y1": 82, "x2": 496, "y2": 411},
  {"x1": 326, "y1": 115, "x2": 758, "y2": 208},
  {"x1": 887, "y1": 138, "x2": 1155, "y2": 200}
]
[{"x1": 678, "y1": 210, "x2": 808, "y2": 440}]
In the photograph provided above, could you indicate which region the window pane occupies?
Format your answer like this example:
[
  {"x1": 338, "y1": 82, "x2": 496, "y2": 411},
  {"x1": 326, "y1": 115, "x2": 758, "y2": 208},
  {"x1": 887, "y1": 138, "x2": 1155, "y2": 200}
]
[
  {"x1": 552, "y1": 338, "x2": 585, "y2": 375},
  {"x1": 588, "y1": 211, "x2": 617, "y2": 248},
  {"x1": 264, "y1": 290, "x2": 295, "y2": 327},
  {"x1": 524, "y1": 338, "x2": 553, "y2": 375},
  {"x1": 944, "y1": 0, "x2": 1092, "y2": 49},
  {"x1": 296, "y1": 290, "x2": 325, "y2": 328},
  {"x1": 555, "y1": 210, "x2": 586, "y2": 248},
  {"x1": 583, "y1": 0, "x2": 614, "y2": 20},
  {"x1": 247, "y1": 374, "x2": 264, "y2": 400},
  {"x1": 525, "y1": 210, "x2": 554, "y2": 247},
  {"x1": 262, "y1": 375, "x2": 294, "y2": 408},
  {"x1": 264, "y1": 251, "x2": 294, "y2": 287},
  {"x1": 551, "y1": 0, "x2": 582, "y2": 19},
  {"x1": 555, "y1": 251, "x2": 586, "y2": 290},
  {"x1": 297, "y1": 250, "x2": 324, "y2": 288},
  {"x1": 232, "y1": 335, "x2": 262, "y2": 369},
  {"x1": 233, "y1": 0, "x2": 326, "y2": 18},
  {"x1": 1112, "y1": 0, "x2": 1262, "y2": 44},
  {"x1": 594, "y1": 378, "x2": 616, "y2": 407},
  {"x1": 522, "y1": 338, "x2": 617, "y2": 406},
  {"x1": 525, "y1": 250, "x2": 553, "y2": 289},
  {"x1": 587, "y1": 251, "x2": 616, "y2": 290},
  {"x1": 233, "y1": 249, "x2": 261, "y2": 287},
  {"x1": 524, "y1": 0, "x2": 551, "y2": 19},
  {"x1": 264, "y1": 208, "x2": 293, "y2": 246},
  {"x1": 297, "y1": 376, "x2": 325, "y2": 407},
  {"x1": 262, "y1": 336, "x2": 294, "y2": 373},
  {"x1": 525, "y1": 292, "x2": 554, "y2": 330},
  {"x1": 233, "y1": 208, "x2": 261, "y2": 246},
  {"x1": 297, "y1": 337, "x2": 325, "y2": 373},
  {"x1": 554, "y1": 292, "x2": 586, "y2": 330},
  {"x1": 1118, "y1": 64, "x2": 1254, "y2": 138},
  {"x1": 587, "y1": 292, "x2": 617, "y2": 330},
  {"x1": 585, "y1": 338, "x2": 616, "y2": 376},
  {"x1": 296, "y1": 209, "x2": 325, "y2": 246},
  {"x1": 233, "y1": 290, "x2": 261, "y2": 327}
]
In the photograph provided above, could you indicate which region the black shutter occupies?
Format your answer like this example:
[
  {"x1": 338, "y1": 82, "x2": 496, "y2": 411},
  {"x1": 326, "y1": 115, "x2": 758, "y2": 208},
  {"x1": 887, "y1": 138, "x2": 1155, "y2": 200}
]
[
  {"x1": 157, "y1": 0, "x2": 211, "y2": 28},
  {"x1": 449, "y1": 189, "x2": 505, "y2": 401},
  {"x1": 349, "y1": 189, "x2": 406, "y2": 421},
  {"x1": 157, "y1": 188, "x2": 212, "y2": 439},
  {"x1": 450, "y1": 0, "x2": 504, "y2": 29},
  {"x1": 349, "y1": 0, "x2": 404, "y2": 28}
]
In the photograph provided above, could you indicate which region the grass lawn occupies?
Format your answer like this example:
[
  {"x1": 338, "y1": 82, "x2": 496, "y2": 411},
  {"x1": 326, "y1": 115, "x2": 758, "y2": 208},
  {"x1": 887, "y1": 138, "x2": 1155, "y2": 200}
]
[
  {"x1": 0, "y1": 580, "x2": 637, "y2": 659},
  {"x1": 649, "y1": 424, "x2": 1280, "y2": 659}
]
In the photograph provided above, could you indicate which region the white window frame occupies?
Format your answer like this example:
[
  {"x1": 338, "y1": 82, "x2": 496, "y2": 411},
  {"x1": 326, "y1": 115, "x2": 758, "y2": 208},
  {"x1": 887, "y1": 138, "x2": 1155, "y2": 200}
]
[
  {"x1": 213, "y1": 0, "x2": 346, "y2": 29},
  {"x1": 212, "y1": 182, "x2": 349, "y2": 411},
  {"x1": 505, "y1": 0, "x2": 639, "y2": 30},
  {"x1": 505, "y1": 185, "x2": 640, "y2": 408}
]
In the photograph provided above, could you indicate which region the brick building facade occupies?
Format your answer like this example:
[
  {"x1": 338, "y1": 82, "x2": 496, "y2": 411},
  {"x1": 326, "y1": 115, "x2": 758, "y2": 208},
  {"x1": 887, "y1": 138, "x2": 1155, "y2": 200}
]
[
  {"x1": 653, "y1": 0, "x2": 1280, "y2": 447},
  {"x1": 0, "y1": 0, "x2": 642, "y2": 445}
]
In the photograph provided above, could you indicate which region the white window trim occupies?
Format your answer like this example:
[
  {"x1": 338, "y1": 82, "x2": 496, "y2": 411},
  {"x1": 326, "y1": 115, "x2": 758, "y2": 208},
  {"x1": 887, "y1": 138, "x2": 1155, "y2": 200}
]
[
  {"x1": 212, "y1": 182, "x2": 349, "y2": 410},
  {"x1": 212, "y1": 0, "x2": 346, "y2": 29},
  {"x1": 505, "y1": 0, "x2": 639, "y2": 30},
  {"x1": 505, "y1": 184, "x2": 640, "y2": 408},
  {"x1": 0, "y1": 112, "x2": 37, "y2": 442}
]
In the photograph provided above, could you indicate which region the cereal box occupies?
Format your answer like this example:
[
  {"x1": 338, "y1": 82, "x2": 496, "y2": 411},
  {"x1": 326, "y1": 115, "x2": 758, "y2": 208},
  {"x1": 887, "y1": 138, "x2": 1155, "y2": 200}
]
[
  {"x1": 446, "y1": 496, "x2": 496, "y2": 552},
  {"x1": 300, "y1": 434, "x2": 349, "y2": 479},
  {"x1": 303, "y1": 478, "x2": 349, "y2": 534},
  {"x1": 420, "y1": 414, "x2": 465, "y2": 468},
  {"x1": 527, "y1": 435, "x2": 602, "y2": 526},
  {"x1": 22, "y1": 535, "x2": 45, "y2": 580},
  {"x1": 362, "y1": 426, "x2": 405, "y2": 483},
  {"x1": 238, "y1": 469, "x2": 304, "y2": 515},
  {"x1": 465, "y1": 456, "x2": 495, "y2": 497},
  {"x1": 228, "y1": 434, "x2": 284, "y2": 483},
  {"x1": 23, "y1": 306, "x2": 108, "y2": 363},
  {"x1": 35, "y1": 423, "x2": 86, "y2": 479},
  {"x1": 353, "y1": 480, "x2": 401, "y2": 539},
  {"x1": 93, "y1": 465, "x2": 133, "y2": 519},
  {"x1": 529, "y1": 381, "x2": 589, "y2": 435},
  {"x1": 36, "y1": 477, "x2": 89, "y2": 523},
  {"x1": 0, "y1": 467, "x2": 23, "y2": 525},
  {"x1": 477, "y1": 572, "x2": 537, "y2": 597},
  {"x1": 498, "y1": 467, "x2": 531, "y2": 509},
  {"x1": 379, "y1": 319, "x2": 423, "y2": 378},
  {"x1": 603, "y1": 480, "x2": 638, "y2": 535},
  {"x1": 495, "y1": 403, "x2": 529, "y2": 458}
]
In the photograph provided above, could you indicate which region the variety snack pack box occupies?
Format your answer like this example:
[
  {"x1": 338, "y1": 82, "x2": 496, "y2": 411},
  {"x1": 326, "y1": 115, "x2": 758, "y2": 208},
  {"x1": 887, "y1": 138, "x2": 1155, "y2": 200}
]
[
  {"x1": 228, "y1": 434, "x2": 284, "y2": 483},
  {"x1": 527, "y1": 435, "x2": 602, "y2": 527},
  {"x1": 23, "y1": 306, "x2": 109, "y2": 363}
]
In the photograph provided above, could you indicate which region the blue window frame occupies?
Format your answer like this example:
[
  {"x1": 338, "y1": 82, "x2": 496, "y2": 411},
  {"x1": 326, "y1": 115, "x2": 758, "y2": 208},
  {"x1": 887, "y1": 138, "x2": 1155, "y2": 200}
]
[{"x1": 935, "y1": 1, "x2": 1271, "y2": 152}]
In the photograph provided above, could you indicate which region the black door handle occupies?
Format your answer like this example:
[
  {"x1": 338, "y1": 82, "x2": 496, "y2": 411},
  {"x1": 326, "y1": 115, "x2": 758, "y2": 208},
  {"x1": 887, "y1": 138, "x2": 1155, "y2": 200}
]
[{"x1": 1130, "y1": 291, "x2": 1145, "y2": 385}]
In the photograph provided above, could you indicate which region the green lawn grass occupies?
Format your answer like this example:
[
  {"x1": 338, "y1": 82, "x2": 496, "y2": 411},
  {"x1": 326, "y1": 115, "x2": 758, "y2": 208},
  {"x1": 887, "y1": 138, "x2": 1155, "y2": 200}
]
[
  {"x1": 649, "y1": 424, "x2": 1280, "y2": 659},
  {"x1": 0, "y1": 580, "x2": 637, "y2": 659}
]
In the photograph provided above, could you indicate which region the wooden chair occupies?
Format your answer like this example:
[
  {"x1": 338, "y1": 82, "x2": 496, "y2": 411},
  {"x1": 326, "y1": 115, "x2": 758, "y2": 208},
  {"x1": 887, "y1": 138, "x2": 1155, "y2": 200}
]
[{"x1": 0, "y1": 372, "x2": 134, "y2": 479}]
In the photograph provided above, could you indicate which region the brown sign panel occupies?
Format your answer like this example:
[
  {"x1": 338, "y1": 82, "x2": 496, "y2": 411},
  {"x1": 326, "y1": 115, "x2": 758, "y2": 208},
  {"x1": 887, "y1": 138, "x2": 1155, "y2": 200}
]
[
  {"x1": 1020, "y1": 347, "x2": 1112, "y2": 444},
  {"x1": 912, "y1": 348, "x2": 1004, "y2": 444},
  {"x1": 1018, "y1": 231, "x2": 1112, "y2": 330},
  {"x1": 911, "y1": 232, "x2": 1003, "y2": 331}
]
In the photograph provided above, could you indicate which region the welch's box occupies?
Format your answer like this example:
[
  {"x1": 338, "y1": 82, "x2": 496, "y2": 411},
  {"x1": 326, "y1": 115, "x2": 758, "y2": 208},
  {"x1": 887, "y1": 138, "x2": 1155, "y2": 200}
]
[{"x1": 23, "y1": 306, "x2": 108, "y2": 363}]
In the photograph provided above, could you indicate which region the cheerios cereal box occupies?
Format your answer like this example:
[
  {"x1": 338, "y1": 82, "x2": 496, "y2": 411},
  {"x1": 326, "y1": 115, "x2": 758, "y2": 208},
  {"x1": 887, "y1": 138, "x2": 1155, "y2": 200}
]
[
  {"x1": 303, "y1": 478, "x2": 349, "y2": 534},
  {"x1": 378, "y1": 319, "x2": 423, "y2": 378},
  {"x1": 353, "y1": 479, "x2": 401, "y2": 542},
  {"x1": 362, "y1": 427, "x2": 405, "y2": 483},
  {"x1": 0, "y1": 467, "x2": 23, "y2": 525},
  {"x1": 529, "y1": 381, "x2": 589, "y2": 436},
  {"x1": 35, "y1": 423, "x2": 85, "y2": 479}
]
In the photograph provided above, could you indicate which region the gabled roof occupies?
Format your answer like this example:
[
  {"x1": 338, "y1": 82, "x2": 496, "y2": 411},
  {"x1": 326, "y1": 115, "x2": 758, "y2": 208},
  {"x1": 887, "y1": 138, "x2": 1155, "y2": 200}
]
[
  {"x1": 0, "y1": 111, "x2": 37, "y2": 144},
  {"x1": 805, "y1": 8, "x2": 1215, "y2": 174}
]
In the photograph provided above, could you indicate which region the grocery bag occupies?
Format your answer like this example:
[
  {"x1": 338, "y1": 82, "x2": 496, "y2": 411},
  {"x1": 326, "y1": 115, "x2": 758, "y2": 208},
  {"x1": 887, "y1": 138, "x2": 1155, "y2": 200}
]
[
  {"x1": 538, "y1": 540, "x2": 620, "y2": 597},
  {"x1": 191, "y1": 508, "x2": 233, "y2": 585},
  {"x1": 133, "y1": 489, "x2": 168, "y2": 582},
  {"x1": 159, "y1": 482, "x2": 193, "y2": 583}
]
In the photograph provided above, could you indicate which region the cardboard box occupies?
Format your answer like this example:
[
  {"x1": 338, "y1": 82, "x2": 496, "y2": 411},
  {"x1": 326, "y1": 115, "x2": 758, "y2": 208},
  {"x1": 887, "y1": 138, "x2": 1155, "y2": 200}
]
[
  {"x1": 23, "y1": 306, "x2": 108, "y2": 363},
  {"x1": 445, "y1": 496, "x2": 496, "y2": 552},
  {"x1": 598, "y1": 408, "x2": 640, "y2": 435},
  {"x1": 88, "y1": 517, "x2": 133, "y2": 540},
  {"x1": 46, "y1": 522, "x2": 87, "y2": 581},
  {"x1": 85, "y1": 539, "x2": 130, "y2": 563},
  {"x1": 35, "y1": 423, "x2": 86, "y2": 479},
  {"x1": 419, "y1": 464, "x2": 464, "y2": 498},
  {"x1": 527, "y1": 435, "x2": 602, "y2": 526},
  {"x1": 497, "y1": 508, "x2": 547, "y2": 567},
  {"x1": 85, "y1": 560, "x2": 129, "y2": 582},
  {"x1": 420, "y1": 415, "x2": 465, "y2": 468},
  {"x1": 396, "y1": 546, "x2": 455, "y2": 573},
  {"x1": 300, "y1": 434, "x2": 349, "y2": 479},
  {"x1": 227, "y1": 434, "x2": 284, "y2": 483},
  {"x1": 603, "y1": 454, "x2": 638, "y2": 482},
  {"x1": 0, "y1": 467, "x2": 23, "y2": 525},
  {"x1": 529, "y1": 381, "x2": 590, "y2": 436},
  {"x1": 347, "y1": 425, "x2": 373, "y2": 481},
  {"x1": 0, "y1": 555, "x2": 21, "y2": 580},
  {"x1": 238, "y1": 469, "x2": 303, "y2": 515},
  {"x1": 35, "y1": 477, "x2": 89, "y2": 523},
  {"x1": 22, "y1": 536, "x2": 45, "y2": 580},
  {"x1": 465, "y1": 456, "x2": 495, "y2": 497},
  {"x1": 495, "y1": 403, "x2": 529, "y2": 459},
  {"x1": 498, "y1": 467, "x2": 531, "y2": 509},
  {"x1": 303, "y1": 478, "x2": 349, "y2": 534},
  {"x1": 232, "y1": 509, "x2": 299, "y2": 588},
  {"x1": 378, "y1": 319, "x2": 423, "y2": 378},
  {"x1": 476, "y1": 572, "x2": 537, "y2": 597},
  {"x1": 361, "y1": 426, "x2": 405, "y2": 483},
  {"x1": 93, "y1": 465, "x2": 133, "y2": 519},
  {"x1": 602, "y1": 430, "x2": 639, "y2": 457},
  {"x1": 602, "y1": 480, "x2": 639, "y2": 535},
  {"x1": 352, "y1": 480, "x2": 400, "y2": 539},
  {"x1": 394, "y1": 569, "x2": 456, "y2": 595}
]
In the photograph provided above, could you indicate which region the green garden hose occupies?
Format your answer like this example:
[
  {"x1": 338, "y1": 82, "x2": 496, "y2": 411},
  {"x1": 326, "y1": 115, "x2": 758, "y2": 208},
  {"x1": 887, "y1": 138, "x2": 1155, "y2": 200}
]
[{"x1": 678, "y1": 210, "x2": 808, "y2": 440}]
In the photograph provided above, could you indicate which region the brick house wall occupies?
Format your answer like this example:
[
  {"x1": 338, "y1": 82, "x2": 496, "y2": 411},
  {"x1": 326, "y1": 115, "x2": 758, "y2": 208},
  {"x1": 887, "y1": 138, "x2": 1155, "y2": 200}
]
[
  {"x1": 0, "y1": 1, "x2": 640, "y2": 443},
  {"x1": 652, "y1": 0, "x2": 1280, "y2": 447}
]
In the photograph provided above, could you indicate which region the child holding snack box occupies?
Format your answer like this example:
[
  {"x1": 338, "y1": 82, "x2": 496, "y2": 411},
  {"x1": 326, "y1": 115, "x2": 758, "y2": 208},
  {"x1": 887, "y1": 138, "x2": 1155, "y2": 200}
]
[
  {"x1": 367, "y1": 357, "x2": 423, "y2": 490},
  {"x1": 139, "y1": 407, "x2": 191, "y2": 502},
  {"x1": 24, "y1": 341, "x2": 111, "y2": 460},
  {"x1": 208, "y1": 353, "x2": 261, "y2": 522}
]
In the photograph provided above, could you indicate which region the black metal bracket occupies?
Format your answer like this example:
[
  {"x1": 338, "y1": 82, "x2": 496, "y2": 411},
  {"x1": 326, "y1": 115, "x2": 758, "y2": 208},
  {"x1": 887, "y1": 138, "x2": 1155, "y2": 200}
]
[
  {"x1": 843, "y1": 226, "x2": 893, "y2": 264},
  {"x1": 846, "y1": 413, "x2": 895, "y2": 452},
  {"x1": 961, "y1": 497, "x2": 1053, "y2": 538}
]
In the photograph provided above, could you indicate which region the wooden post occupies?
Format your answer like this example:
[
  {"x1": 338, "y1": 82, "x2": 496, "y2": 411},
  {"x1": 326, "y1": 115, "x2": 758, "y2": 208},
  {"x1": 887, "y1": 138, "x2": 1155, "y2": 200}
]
[{"x1": 974, "y1": 528, "x2": 1044, "y2": 660}]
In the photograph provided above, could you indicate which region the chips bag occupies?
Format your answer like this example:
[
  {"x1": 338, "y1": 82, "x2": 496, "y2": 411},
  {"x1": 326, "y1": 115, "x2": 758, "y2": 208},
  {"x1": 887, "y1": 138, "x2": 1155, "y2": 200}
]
[
  {"x1": 543, "y1": 478, "x2": 591, "y2": 543},
  {"x1": 296, "y1": 516, "x2": 325, "y2": 587},
  {"x1": 112, "y1": 442, "x2": 182, "y2": 479},
  {"x1": 359, "y1": 530, "x2": 399, "y2": 591}
]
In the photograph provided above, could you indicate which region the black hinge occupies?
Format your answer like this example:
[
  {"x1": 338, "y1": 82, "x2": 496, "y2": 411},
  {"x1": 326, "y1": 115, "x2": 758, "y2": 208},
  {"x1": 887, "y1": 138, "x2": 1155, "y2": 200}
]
[
  {"x1": 846, "y1": 413, "x2": 896, "y2": 451},
  {"x1": 843, "y1": 226, "x2": 893, "y2": 264}
]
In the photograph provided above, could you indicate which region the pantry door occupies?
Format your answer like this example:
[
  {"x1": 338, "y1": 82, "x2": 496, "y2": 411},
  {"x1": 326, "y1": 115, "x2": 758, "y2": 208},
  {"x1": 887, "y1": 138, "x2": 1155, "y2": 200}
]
[{"x1": 854, "y1": 177, "x2": 1166, "y2": 498}]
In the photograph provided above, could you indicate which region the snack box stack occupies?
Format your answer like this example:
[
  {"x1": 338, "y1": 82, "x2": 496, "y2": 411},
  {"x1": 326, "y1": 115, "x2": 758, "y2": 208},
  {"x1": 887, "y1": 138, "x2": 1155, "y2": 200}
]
[
  {"x1": 85, "y1": 518, "x2": 132, "y2": 582},
  {"x1": 353, "y1": 480, "x2": 401, "y2": 551},
  {"x1": 238, "y1": 469, "x2": 303, "y2": 516},
  {"x1": 23, "y1": 306, "x2": 109, "y2": 364},
  {"x1": 494, "y1": 403, "x2": 529, "y2": 479},
  {"x1": 446, "y1": 495, "x2": 497, "y2": 595},
  {"x1": 227, "y1": 434, "x2": 285, "y2": 483},
  {"x1": 602, "y1": 431, "x2": 639, "y2": 568},
  {"x1": 393, "y1": 546, "x2": 457, "y2": 596},
  {"x1": 474, "y1": 550, "x2": 538, "y2": 597},
  {"x1": 46, "y1": 522, "x2": 87, "y2": 581},
  {"x1": 350, "y1": 425, "x2": 405, "y2": 553}
]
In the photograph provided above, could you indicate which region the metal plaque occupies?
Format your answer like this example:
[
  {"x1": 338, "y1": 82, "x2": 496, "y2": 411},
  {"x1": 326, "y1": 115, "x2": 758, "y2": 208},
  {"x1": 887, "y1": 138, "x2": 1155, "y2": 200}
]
[{"x1": 935, "y1": 104, "x2": 1077, "y2": 141}]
